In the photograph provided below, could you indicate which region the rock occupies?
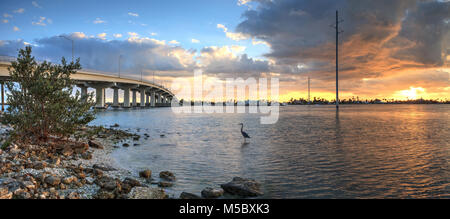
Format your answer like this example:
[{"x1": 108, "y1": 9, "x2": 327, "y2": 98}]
[
  {"x1": 33, "y1": 161, "x2": 47, "y2": 170},
  {"x1": 133, "y1": 136, "x2": 140, "y2": 141},
  {"x1": 133, "y1": 143, "x2": 140, "y2": 146},
  {"x1": 122, "y1": 143, "x2": 130, "y2": 147},
  {"x1": 67, "y1": 192, "x2": 80, "y2": 199},
  {"x1": 22, "y1": 181, "x2": 35, "y2": 190},
  {"x1": 81, "y1": 152, "x2": 93, "y2": 160},
  {"x1": 139, "y1": 169, "x2": 152, "y2": 179},
  {"x1": 111, "y1": 123, "x2": 120, "y2": 128},
  {"x1": 179, "y1": 192, "x2": 201, "y2": 199},
  {"x1": 44, "y1": 176, "x2": 61, "y2": 187},
  {"x1": 122, "y1": 177, "x2": 141, "y2": 187},
  {"x1": 62, "y1": 176, "x2": 77, "y2": 184},
  {"x1": 201, "y1": 187, "x2": 224, "y2": 199},
  {"x1": 88, "y1": 140, "x2": 104, "y2": 149},
  {"x1": 0, "y1": 186, "x2": 12, "y2": 199},
  {"x1": 159, "y1": 171, "x2": 176, "y2": 181},
  {"x1": 93, "y1": 164, "x2": 116, "y2": 171},
  {"x1": 128, "y1": 187, "x2": 168, "y2": 199},
  {"x1": 95, "y1": 176, "x2": 120, "y2": 191},
  {"x1": 85, "y1": 177, "x2": 94, "y2": 185},
  {"x1": 220, "y1": 177, "x2": 263, "y2": 197},
  {"x1": 95, "y1": 190, "x2": 115, "y2": 199},
  {"x1": 0, "y1": 192, "x2": 12, "y2": 199},
  {"x1": 94, "y1": 169, "x2": 104, "y2": 177},
  {"x1": 73, "y1": 142, "x2": 89, "y2": 154},
  {"x1": 52, "y1": 158, "x2": 61, "y2": 166},
  {"x1": 158, "y1": 181, "x2": 173, "y2": 188},
  {"x1": 61, "y1": 147, "x2": 73, "y2": 157}
]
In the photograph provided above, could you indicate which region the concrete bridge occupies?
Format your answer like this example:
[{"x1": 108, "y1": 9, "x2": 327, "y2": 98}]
[{"x1": 0, "y1": 59, "x2": 175, "y2": 109}]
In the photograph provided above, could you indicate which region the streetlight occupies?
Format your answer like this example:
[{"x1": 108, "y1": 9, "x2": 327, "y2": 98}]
[
  {"x1": 118, "y1": 55, "x2": 123, "y2": 78},
  {"x1": 59, "y1": 35, "x2": 74, "y2": 62}
]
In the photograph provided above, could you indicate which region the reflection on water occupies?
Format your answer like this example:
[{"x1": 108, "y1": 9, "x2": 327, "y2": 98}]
[{"x1": 90, "y1": 105, "x2": 450, "y2": 198}]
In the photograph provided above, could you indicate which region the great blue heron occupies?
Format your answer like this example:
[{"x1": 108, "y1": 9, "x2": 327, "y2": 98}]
[{"x1": 239, "y1": 123, "x2": 251, "y2": 142}]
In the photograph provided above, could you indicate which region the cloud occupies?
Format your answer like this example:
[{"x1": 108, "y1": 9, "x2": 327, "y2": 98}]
[
  {"x1": 97, "y1": 33, "x2": 107, "y2": 40},
  {"x1": 199, "y1": 46, "x2": 270, "y2": 76},
  {"x1": 13, "y1": 26, "x2": 19, "y2": 32},
  {"x1": 2, "y1": 19, "x2": 8, "y2": 23},
  {"x1": 32, "y1": 16, "x2": 51, "y2": 26},
  {"x1": 13, "y1": 8, "x2": 25, "y2": 14},
  {"x1": 128, "y1": 32, "x2": 139, "y2": 37},
  {"x1": 235, "y1": 0, "x2": 450, "y2": 82},
  {"x1": 150, "y1": 32, "x2": 157, "y2": 36},
  {"x1": 113, "y1": 33, "x2": 123, "y2": 38},
  {"x1": 169, "y1": 40, "x2": 180, "y2": 45},
  {"x1": 191, "y1": 39, "x2": 200, "y2": 43},
  {"x1": 3, "y1": 13, "x2": 12, "y2": 18},
  {"x1": 0, "y1": 34, "x2": 199, "y2": 77},
  {"x1": 217, "y1": 23, "x2": 249, "y2": 41},
  {"x1": 32, "y1": 1, "x2": 42, "y2": 8},
  {"x1": 128, "y1": 12, "x2": 139, "y2": 17},
  {"x1": 93, "y1": 18, "x2": 106, "y2": 24}
]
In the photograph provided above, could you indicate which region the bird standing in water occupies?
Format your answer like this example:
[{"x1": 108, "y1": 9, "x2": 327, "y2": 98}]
[{"x1": 239, "y1": 123, "x2": 251, "y2": 142}]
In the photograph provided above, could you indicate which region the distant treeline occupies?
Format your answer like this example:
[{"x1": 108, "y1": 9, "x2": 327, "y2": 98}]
[
  {"x1": 288, "y1": 97, "x2": 450, "y2": 105},
  {"x1": 177, "y1": 97, "x2": 449, "y2": 106}
]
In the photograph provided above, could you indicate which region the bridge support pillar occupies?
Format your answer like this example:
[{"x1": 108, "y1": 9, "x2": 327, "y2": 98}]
[
  {"x1": 77, "y1": 84, "x2": 88, "y2": 102},
  {"x1": 113, "y1": 87, "x2": 119, "y2": 108},
  {"x1": 132, "y1": 90, "x2": 137, "y2": 107},
  {"x1": 123, "y1": 88, "x2": 130, "y2": 108},
  {"x1": 146, "y1": 93, "x2": 150, "y2": 107},
  {"x1": 94, "y1": 87, "x2": 106, "y2": 109},
  {"x1": 151, "y1": 92, "x2": 156, "y2": 107},
  {"x1": 159, "y1": 94, "x2": 164, "y2": 104},
  {"x1": 140, "y1": 88, "x2": 146, "y2": 107}
]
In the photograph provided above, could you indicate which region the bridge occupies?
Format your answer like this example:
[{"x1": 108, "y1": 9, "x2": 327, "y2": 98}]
[{"x1": 0, "y1": 57, "x2": 175, "y2": 109}]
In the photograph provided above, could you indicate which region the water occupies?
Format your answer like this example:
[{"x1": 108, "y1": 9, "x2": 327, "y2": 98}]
[{"x1": 90, "y1": 105, "x2": 450, "y2": 199}]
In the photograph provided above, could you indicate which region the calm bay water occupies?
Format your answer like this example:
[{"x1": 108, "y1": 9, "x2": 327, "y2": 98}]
[{"x1": 90, "y1": 105, "x2": 449, "y2": 199}]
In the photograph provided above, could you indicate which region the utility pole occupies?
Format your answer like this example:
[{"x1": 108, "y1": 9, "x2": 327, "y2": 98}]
[{"x1": 331, "y1": 10, "x2": 343, "y2": 109}]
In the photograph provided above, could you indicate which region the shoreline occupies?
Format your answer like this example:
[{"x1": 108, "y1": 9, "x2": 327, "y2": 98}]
[
  {"x1": 0, "y1": 124, "x2": 170, "y2": 199},
  {"x1": 0, "y1": 123, "x2": 262, "y2": 199}
]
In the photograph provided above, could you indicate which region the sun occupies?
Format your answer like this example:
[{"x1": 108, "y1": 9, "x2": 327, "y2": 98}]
[{"x1": 398, "y1": 87, "x2": 425, "y2": 100}]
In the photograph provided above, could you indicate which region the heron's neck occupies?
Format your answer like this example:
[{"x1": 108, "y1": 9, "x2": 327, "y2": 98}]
[{"x1": 241, "y1": 124, "x2": 243, "y2": 132}]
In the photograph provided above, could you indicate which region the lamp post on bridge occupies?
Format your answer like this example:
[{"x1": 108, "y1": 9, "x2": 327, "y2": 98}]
[
  {"x1": 59, "y1": 35, "x2": 74, "y2": 63},
  {"x1": 118, "y1": 55, "x2": 123, "y2": 78}
]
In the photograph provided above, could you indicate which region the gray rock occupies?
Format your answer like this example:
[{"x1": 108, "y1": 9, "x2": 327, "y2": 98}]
[
  {"x1": 44, "y1": 176, "x2": 61, "y2": 186},
  {"x1": 122, "y1": 177, "x2": 141, "y2": 187},
  {"x1": 158, "y1": 181, "x2": 173, "y2": 188},
  {"x1": 88, "y1": 140, "x2": 104, "y2": 149},
  {"x1": 159, "y1": 171, "x2": 175, "y2": 181},
  {"x1": 93, "y1": 164, "x2": 116, "y2": 171},
  {"x1": 220, "y1": 177, "x2": 263, "y2": 197},
  {"x1": 128, "y1": 187, "x2": 168, "y2": 199},
  {"x1": 201, "y1": 187, "x2": 224, "y2": 198},
  {"x1": 179, "y1": 192, "x2": 201, "y2": 199},
  {"x1": 139, "y1": 169, "x2": 152, "y2": 179}
]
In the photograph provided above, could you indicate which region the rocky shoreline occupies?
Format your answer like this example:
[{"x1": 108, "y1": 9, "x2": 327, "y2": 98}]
[{"x1": 0, "y1": 124, "x2": 263, "y2": 199}]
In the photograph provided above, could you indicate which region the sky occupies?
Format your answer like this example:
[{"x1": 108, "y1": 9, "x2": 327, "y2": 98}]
[{"x1": 0, "y1": 0, "x2": 449, "y2": 102}]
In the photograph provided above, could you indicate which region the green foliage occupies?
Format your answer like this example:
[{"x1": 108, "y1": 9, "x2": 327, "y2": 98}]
[
  {"x1": 1, "y1": 46, "x2": 96, "y2": 142},
  {"x1": 1, "y1": 138, "x2": 11, "y2": 150}
]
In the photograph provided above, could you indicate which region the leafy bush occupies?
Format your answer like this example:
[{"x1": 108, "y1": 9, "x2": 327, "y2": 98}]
[{"x1": 1, "y1": 46, "x2": 96, "y2": 142}]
